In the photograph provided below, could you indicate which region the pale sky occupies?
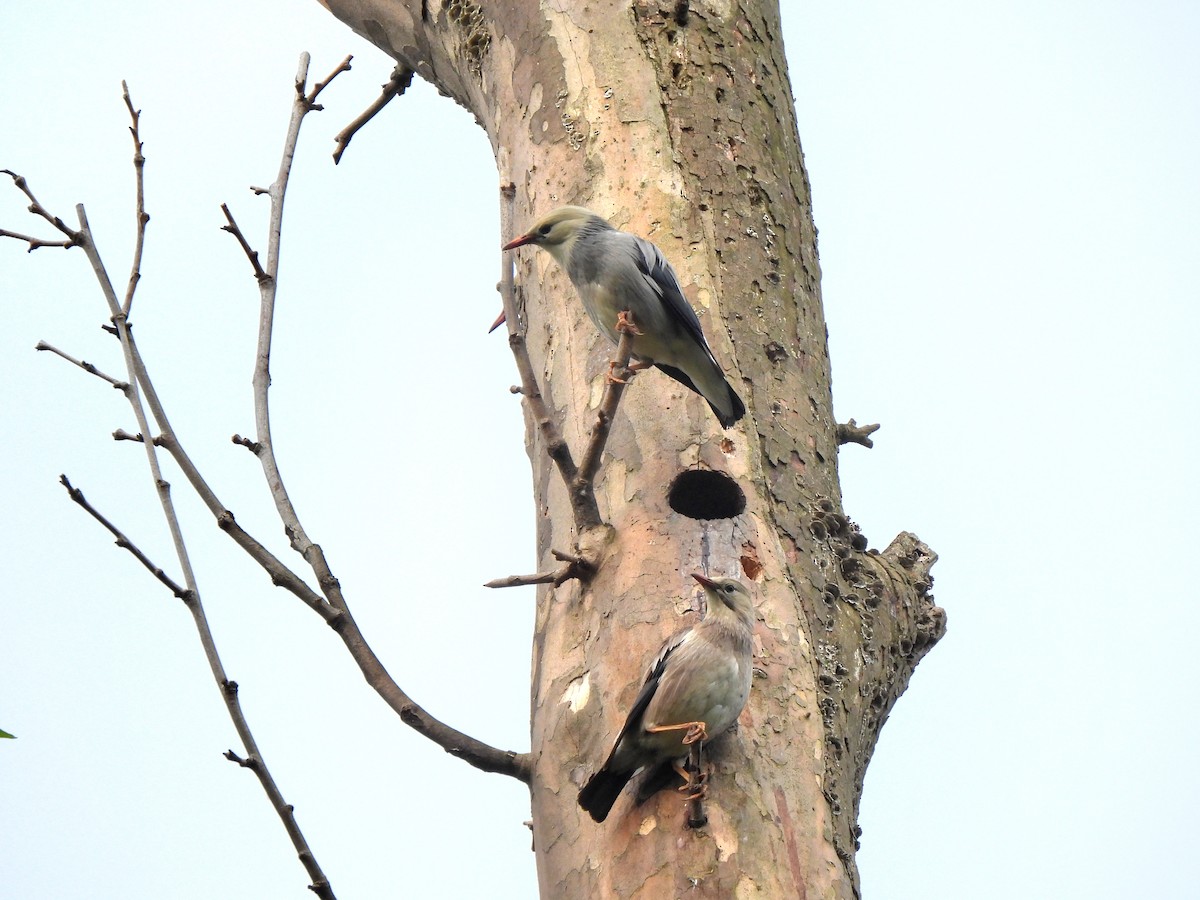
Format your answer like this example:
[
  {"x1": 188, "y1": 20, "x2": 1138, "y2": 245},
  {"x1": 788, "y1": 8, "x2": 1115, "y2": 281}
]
[{"x1": 2, "y1": 2, "x2": 1197, "y2": 898}]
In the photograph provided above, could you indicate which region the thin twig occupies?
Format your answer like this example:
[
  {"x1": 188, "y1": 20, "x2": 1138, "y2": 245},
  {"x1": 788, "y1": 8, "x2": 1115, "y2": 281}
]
[
  {"x1": 120, "y1": 82, "x2": 149, "y2": 316},
  {"x1": 836, "y1": 418, "x2": 880, "y2": 448},
  {"x1": 232, "y1": 56, "x2": 530, "y2": 782},
  {"x1": 575, "y1": 325, "x2": 635, "y2": 486},
  {"x1": 35, "y1": 340, "x2": 129, "y2": 391},
  {"x1": 685, "y1": 740, "x2": 708, "y2": 828},
  {"x1": 41, "y1": 109, "x2": 339, "y2": 894},
  {"x1": 485, "y1": 547, "x2": 596, "y2": 589},
  {"x1": 499, "y1": 185, "x2": 603, "y2": 533},
  {"x1": 220, "y1": 204, "x2": 269, "y2": 282},
  {"x1": 0, "y1": 227, "x2": 74, "y2": 251},
  {"x1": 307, "y1": 55, "x2": 353, "y2": 108},
  {"x1": 246, "y1": 52, "x2": 332, "y2": 554},
  {"x1": 60, "y1": 475, "x2": 189, "y2": 598},
  {"x1": 485, "y1": 570, "x2": 562, "y2": 589},
  {"x1": 71, "y1": 208, "x2": 337, "y2": 898},
  {"x1": 333, "y1": 65, "x2": 414, "y2": 164},
  {"x1": 232, "y1": 433, "x2": 263, "y2": 454},
  {"x1": 1, "y1": 169, "x2": 79, "y2": 239},
  {"x1": 31, "y1": 224, "x2": 330, "y2": 627}
]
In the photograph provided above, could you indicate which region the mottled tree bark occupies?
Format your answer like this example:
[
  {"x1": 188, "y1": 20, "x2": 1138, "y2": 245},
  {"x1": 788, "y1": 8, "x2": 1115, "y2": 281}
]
[{"x1": 317, "y1": 1, "x2": 944, "y2": 896}]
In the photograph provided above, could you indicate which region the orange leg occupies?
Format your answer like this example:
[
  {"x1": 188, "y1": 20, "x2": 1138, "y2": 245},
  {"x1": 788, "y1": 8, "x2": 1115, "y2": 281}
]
[
  {"x1": 615, "y1": 310, "x2": 644, "y2": 335},
  {"x1": 646, "y1": 720, "x2": 709, "y2": 745},
  {"x1": 673, "y1": 761, "x2": 712, "y2": 797},
  {"x1": 605, "y1": 360, "x2": 631, "y2": 384}
]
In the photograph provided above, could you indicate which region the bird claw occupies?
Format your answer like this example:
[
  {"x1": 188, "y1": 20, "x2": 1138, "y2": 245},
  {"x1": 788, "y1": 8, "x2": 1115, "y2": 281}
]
[
  {"x1": 606, "y1": 361, "x2": 632, "y2": 384},
  {"x1": 615, "y1": 310, "x2": 644, "y2": 335},
  {"x1": 682, "y1": 722, "x2": 708, "y2": 745},
  {"x1": 676, "y1": 760, "x2": 711, "y2": 798}
]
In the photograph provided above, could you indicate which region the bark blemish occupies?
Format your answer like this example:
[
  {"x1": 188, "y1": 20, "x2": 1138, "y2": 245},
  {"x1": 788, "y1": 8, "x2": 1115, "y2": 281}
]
[
  {"x1": 773, "y1": 786, "x2": 807, "y2": 900},
  {"x1": 561, "y1": 672, "x2": 591, "y2": 711}
]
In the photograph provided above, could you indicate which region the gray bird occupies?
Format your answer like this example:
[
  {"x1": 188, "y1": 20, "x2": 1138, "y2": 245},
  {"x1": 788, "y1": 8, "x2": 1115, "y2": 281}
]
[
  {"x1": 577, "y1": 574, "x2": 756, "y2": 823},
  {"x1": 503, "y1": 207, "x2": 746, "y2": 428}
]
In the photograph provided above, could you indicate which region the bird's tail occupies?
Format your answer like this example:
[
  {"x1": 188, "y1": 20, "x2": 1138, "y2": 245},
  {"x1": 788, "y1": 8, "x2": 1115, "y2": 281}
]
[
  {"x1": 634, "y1": 759, "x2": 686, "y2": 806},
  {"x1": 578, "y1": 765, "x2": 635, "y2": 823},
  {"x1": 655, "y1": 363, "x2": 745, "y2": 428},
  {"x1": 716, "y1": 383, "x2": 747, "y2": 428}
]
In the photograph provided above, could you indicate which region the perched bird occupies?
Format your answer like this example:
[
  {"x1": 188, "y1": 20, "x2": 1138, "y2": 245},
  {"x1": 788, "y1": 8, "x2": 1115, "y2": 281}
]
[
  {"x1": 577, "y1": 574, "x2": 756, "y2": 823},
  {"x1": 503, "y1": 207, "x2": 746, "y2": 428}
]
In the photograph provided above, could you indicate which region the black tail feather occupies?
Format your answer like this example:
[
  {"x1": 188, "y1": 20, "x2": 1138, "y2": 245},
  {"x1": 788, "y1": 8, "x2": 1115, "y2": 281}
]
[
  {"x1": 634, "y1": 759, "x2": 686, "y2": 806},
  {"x1": 654, "y1": 363, "x2": 745, "y2": 428},
  {"x1": 578, "y1": 766, "x2": 635, "y2": 823}
]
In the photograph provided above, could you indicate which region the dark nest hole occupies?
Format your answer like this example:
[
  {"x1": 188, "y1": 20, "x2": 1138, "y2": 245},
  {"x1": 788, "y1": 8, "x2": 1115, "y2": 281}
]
[{"x1": 668, "y1": 469, "x2": 746, "y2": 520}]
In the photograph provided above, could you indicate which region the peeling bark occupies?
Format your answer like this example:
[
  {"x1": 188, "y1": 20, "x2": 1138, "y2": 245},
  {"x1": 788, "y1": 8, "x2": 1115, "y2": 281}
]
[{"x1": 317, "y1": 1, "x2": 944, "y2": 896}]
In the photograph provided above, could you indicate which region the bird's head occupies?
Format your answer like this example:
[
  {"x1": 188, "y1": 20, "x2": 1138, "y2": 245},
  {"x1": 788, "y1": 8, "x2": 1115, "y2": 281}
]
[
  {"x1": 692, "y1": 574, "x2": 755, "y2": 628},
  {"x1": 502, "y1": 206, "x2": 606, "y2": 264}
]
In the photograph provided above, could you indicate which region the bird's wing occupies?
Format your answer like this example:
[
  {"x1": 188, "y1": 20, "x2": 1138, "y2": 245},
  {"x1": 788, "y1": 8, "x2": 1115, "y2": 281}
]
[
  {"x1": 628, "y1": 236, "x2": 715, "y2": 358},
  {"x1": 611, "y1": 627, "x2": 692, "y2": 747}
]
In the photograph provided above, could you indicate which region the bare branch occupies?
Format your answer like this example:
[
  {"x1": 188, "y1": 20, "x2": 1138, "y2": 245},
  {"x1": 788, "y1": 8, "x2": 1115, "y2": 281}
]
[
  {"x1": 333, "y1": 64, "x2": 414, "y2": 164},
  {"x1": 1, "y1": 169, "x2": 79, "y2": 239},
  {"x1": 224, "y1": 56, "x2": 530, "y2": 782},
  {"x1": 48, "y1": 127, "x2": 340, "y2": 895},
  {"x1": 836, "y1": 418, "x2": 880, "y2": 448},
  {"x1": 243, "y1": 52, "x2": 324, "y2": 553},
  {"x1": 220, "y1": 204, "x2": 269, "y2": 282},
  {"x1": 498, "y1": 185, "x2": 599, "y2": 528},
  {"x1": 60, "y1": 475, "x2": 188, "y2": 598},
  {"x1": 223, "y1": 747, "x2": 256, "y2": 768},
  {"x1": 496, "y1": 186, "x2": 637, "y2": 542},
  {"x1": 35, "y1": 340, "x2": 129, "y2": 391},
  {"x1": 120, "y1": 82, "x2": 149, "y2": 316},
  {"x1": 575, "y1": 324, "x2": 636, "y2": 486},
  {"x1": 306, "y1": 54, "x2": 353, "y2": 107},
  {"x1": 485, "y1": 571, "x2": 562, "y2": 589},
  {"x1": 685, "y1": 740, "x2": 707, "y2": 829},
  {"x1": 0, "y1": 227, "x2": 74, "y2": 251},
  {"x1": 329, "y1": 607, "x2": 532, "y2": 781},
  {"x1": 59, "y1": 468, "x2": 337, "y2": 898},
  {"x1": 485, "y1": 547, "x2": 597, "y2": 589},
  {"x1": 231, "y1": 433, "x2": 263, "y2": 454}
]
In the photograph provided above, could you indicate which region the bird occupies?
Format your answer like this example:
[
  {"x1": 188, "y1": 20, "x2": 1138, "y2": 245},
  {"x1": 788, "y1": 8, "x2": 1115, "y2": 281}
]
[
  {"x1": 576, "y1": 574, "x2": 756, "y2": 823},
  {"x1": 502, "y1": 206, "x2": 746, "y2": 428}
]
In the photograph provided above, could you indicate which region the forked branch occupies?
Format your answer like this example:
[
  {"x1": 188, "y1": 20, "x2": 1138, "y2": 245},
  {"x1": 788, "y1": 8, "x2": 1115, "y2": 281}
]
[
  {"x1": 4, "y1": 87, "x2": 343, "y2": 897},
  {"x1": 58, "y1": 474, "x2": 335, "y2": 900},
  {"x1": 333, "y1": 64, "x2": 415, "y2": 164},
  {"x1": 224, "y1": 55, "x2": 530, "y2": 782},
  {"x1": 120, "y1": 81, "x2": 148, "y2": 316},
  {"x1": 836, "y1": 418, "x2": 880, "y2": 448},
  {"x1": 489, "y1": 184, "x2": 632, "y2": 589}
]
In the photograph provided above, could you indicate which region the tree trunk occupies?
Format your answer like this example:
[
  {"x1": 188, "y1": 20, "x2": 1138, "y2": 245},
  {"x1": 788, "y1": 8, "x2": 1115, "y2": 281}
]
[{"x1": 318, "y1": 1, "x2": 945, "y2": 896}]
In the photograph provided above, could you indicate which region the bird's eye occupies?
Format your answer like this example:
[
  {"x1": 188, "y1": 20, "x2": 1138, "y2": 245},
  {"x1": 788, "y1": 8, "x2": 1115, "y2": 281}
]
[
  {"x1": 537, "y1": 224, "x2": 552, "y2": 235},
  {"x1": 724, "y1": 584, "x2": 734, "y2": 592}
]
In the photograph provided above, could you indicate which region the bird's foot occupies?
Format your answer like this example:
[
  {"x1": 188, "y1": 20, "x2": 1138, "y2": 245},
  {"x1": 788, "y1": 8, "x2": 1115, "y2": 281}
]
[
  {"x1": 647, "y1": 720, "x2": 708, "y2": 744},
  {"x1": 615, "y1": 310, "x2": 644, "y2": 335},
  {"x1": 676, "y1": 760, "x2": 711, "y2": 799},
  {"x1": 682, "y1": 721, "x2": 709, "y2": 745},
  {"x1": 605, "y1": 361, "x2": 631, "y2": 385}
]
